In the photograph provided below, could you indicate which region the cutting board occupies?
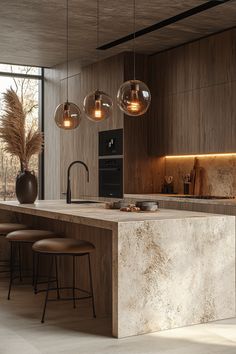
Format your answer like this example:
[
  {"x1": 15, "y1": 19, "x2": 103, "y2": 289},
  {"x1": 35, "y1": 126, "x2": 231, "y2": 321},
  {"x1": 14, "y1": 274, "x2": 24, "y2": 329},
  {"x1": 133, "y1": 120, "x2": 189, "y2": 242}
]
[{"x1": 190, "y1": 158, "x2": 207, "y2": 195}]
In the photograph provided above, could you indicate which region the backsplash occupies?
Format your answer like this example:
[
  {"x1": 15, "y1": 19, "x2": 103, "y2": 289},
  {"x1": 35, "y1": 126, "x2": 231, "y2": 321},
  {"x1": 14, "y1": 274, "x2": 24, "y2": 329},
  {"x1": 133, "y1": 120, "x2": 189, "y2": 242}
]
[{"x1": 164, "y1": 155, "x2": 236, "y2": 197}]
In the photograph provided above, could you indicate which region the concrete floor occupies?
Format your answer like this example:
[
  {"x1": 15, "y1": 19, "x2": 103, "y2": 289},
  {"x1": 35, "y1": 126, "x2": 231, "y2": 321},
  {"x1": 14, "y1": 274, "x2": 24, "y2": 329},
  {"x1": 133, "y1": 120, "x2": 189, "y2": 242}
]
[{"x1": 0, "y1": 281, "x2": 235, "y2": 354}]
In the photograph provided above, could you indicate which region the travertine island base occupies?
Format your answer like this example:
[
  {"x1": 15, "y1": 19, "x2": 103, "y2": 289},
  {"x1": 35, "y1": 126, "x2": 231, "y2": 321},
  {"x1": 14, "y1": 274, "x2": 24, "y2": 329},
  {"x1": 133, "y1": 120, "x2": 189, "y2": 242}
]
[{"x1": 0, "y1": 200, "x2": 235, "y2": 338}]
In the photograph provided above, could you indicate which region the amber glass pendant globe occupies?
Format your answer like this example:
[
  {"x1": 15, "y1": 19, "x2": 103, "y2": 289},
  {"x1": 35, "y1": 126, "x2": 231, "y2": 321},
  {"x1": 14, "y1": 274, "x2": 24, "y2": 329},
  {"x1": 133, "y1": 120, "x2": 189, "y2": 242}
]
[
  {"x1": 83, "y1": 90, "x2": 113, "y2": 122},
  {"x1": 54, "y1": 101, "x2": 81, "y2": 130},
  {"x1": 117, "y1": 79, "x2": 151, "y2": 116}
]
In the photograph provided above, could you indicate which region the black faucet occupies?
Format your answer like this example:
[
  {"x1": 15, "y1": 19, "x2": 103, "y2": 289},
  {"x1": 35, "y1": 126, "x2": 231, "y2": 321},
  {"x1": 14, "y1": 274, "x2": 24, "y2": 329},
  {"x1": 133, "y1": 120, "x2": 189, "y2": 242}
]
[{"x1": 66, "y1": 160, "x2": 89, "y2": 204}]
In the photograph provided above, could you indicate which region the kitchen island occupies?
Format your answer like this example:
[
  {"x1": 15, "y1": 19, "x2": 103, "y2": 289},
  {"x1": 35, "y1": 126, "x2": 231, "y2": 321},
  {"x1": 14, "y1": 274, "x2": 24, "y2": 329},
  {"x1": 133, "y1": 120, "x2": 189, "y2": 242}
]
[{"x1": 0, "y1": 200, "x2": 235, "y2": 338}]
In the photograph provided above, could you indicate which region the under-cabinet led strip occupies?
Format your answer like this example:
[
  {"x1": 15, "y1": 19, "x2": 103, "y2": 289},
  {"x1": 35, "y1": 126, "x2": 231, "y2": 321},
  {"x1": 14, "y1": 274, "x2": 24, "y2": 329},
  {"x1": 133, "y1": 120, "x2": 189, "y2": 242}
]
[{"x1": 165, "y1": 153, "x2": 236, "y2": 158}]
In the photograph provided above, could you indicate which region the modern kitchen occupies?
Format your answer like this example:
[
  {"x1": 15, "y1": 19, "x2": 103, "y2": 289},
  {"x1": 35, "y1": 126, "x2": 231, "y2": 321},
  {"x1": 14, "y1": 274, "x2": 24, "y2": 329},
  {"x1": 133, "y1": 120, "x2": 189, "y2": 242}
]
[{"x1": 0, "y1": 1, "x2": 235, "y2": 354}]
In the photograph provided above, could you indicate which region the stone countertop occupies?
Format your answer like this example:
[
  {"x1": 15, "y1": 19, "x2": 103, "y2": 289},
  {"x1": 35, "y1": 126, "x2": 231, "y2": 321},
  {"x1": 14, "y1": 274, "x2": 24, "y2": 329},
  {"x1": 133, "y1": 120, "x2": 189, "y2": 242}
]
[
  {"x1": 125, "y1": 193, "x2": 236, "y2": 206},
  {"x1": 0, "y1": 199, "x2": 223, "y2": 231}
]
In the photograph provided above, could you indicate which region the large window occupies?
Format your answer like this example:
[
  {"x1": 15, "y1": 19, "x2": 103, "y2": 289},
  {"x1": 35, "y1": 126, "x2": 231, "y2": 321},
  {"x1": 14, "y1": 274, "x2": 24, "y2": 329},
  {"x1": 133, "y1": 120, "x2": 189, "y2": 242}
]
[{"x1": 0, "y1": 64, "x2": 43, "y2": 200}]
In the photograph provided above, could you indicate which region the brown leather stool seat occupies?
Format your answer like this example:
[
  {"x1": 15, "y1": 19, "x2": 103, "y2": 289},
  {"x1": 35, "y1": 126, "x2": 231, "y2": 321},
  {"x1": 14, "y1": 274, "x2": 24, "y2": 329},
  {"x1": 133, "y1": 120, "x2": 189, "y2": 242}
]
[
  {"x1": 32, "y1": 238, "x2": 96, "y2": 323},
  {"x1": 0, "y1": 223, "x2": 28, "y2": 235},
  {"x1": 0, "y1": 223, "x2": 28, "y2": 275},
  {"x1": 6, "y1": 229, "x2": 57, "y2": 300},
  {"x1": 6, "y1": 229, "x2": 56, "y2": 243},
  {"x1": 33, "y1": 238, "x2": 95, "y2": 255}
]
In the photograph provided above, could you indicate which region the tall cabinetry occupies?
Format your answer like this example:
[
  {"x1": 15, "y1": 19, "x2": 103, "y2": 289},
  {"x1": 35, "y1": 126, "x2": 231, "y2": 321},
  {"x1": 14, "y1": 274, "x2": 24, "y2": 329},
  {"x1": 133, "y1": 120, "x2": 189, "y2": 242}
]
[{"x1": 148, "y1": 28, "x2": 236, "y2": 156}]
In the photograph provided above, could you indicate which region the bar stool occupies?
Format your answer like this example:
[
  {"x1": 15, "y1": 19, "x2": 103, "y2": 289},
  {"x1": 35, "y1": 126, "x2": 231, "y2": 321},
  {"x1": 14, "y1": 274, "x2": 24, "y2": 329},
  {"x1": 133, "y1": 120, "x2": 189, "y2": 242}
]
[
  {"x1": 32, "y1": 238, "x2": 96, "y2": 323},
  {"x1": 0, "y1": 223, "x2": 28, "y2": 275},
  {"x1": 6, "y1": 229, "x2": 57, "y2": 299}
]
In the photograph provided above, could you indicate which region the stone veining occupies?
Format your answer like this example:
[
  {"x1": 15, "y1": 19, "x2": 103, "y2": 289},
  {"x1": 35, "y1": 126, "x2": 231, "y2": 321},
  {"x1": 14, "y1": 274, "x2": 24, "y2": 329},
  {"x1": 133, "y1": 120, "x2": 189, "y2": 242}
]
[{"x1": 116, "y1": 216, "x2": 235, "y2": 338}]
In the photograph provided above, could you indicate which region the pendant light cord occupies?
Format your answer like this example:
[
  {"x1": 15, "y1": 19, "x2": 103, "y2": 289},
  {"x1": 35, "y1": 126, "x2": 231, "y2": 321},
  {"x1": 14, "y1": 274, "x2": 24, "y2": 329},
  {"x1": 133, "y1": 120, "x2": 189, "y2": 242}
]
[
  {"x1": 66, "y1": 0, "x2": 69, "y2": 102},
  {"x1": 133, "y1": 0, "x2": 136, "y2": 80},
  {"x1": 97, "y1": 0, "x2": 100, "y2": 56},
  {"x1": 96, "y1": 0, "x2": 100, "y2": 89}
]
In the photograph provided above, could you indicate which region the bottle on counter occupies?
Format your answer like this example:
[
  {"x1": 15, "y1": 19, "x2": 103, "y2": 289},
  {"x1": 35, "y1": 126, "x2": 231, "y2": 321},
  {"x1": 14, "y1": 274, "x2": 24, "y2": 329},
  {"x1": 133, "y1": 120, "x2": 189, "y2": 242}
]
[
  {"x1": 162, "y1": 176, "x2": 174, "y2": 194},
  {"x1": 182, "y1": 174, "x2": 191, "y2": 195}
]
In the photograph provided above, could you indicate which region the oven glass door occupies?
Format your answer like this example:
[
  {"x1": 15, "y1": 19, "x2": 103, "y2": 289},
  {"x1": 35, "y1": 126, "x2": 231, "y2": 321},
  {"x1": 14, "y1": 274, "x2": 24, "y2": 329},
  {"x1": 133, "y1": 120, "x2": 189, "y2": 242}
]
[{"x1": 99, "y1": 158, "x2": 123, "y2": 198}]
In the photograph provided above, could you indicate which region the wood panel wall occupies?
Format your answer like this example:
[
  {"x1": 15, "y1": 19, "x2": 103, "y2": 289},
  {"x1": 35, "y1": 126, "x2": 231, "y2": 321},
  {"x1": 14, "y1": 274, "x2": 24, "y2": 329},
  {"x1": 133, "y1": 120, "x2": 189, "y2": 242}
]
[
  {"x1": 60, "y1": 54, "x2": 124, "y2": 198},
  {"x1": 148, "y1": 28, "x2": 236, "y2": 156},
  {"x1": 44, "y1": 52, "x2": 164, "y2": 198},
  {"x1": 123, "y1": 53, "x2": 164, "y2": 194},
  {"x1": 44, "y1": 55, "x2": 124, "y2": 199},
  {"x1": 44, "y1": 66, "x2": 61, "y2": 199}
]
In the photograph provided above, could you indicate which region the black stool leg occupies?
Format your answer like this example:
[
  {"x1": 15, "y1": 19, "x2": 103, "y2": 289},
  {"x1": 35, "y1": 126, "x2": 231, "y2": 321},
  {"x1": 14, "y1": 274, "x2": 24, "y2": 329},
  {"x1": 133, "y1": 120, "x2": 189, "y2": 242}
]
[
  {"x1": 34, "y1": 253, "x2": 40, "y2": 294},
  {"x1": 7, "y1": 242, "x2": 14, "y2": 300},
  {"x1": 55, "y1": 256, "x2": 60, "y2": 300},
  {"x1": 18, "y1": 243, "x2": 22, "y2": 282},
  {"x1": 41, "y1": 256, "x2": 53, "y2": 323},
  {"x1": 32, "y1": 251, "x2": 35, "y2": 286},
  {"x1": 0, "y1": 234, "x2": 9, "y2": 275},
  {"x1": 88, "y1": 253, "x2": 96, "y2": 318},
  {"x1": 72, "y1": 256, "x2": 76, "y2": 309}
]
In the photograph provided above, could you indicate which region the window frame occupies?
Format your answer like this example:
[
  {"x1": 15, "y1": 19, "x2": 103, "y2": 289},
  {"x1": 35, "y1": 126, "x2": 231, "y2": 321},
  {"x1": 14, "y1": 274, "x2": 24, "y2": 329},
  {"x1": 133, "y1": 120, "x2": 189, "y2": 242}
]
[{"x1": 0, "y1": 65, "x2": 44, "y2": 200}]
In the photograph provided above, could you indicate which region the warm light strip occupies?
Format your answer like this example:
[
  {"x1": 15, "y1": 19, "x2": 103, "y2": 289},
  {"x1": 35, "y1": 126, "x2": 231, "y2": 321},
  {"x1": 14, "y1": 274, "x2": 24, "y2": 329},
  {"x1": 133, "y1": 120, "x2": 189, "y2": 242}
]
[{"x1": 165, "y1": 153, "x2": 236, "y2": 159}]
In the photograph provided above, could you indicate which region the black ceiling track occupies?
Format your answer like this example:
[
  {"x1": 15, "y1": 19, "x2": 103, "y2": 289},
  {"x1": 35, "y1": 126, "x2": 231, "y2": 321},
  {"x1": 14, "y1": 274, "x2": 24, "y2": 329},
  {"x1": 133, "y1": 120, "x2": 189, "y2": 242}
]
[{"x1": 97, "y1": 0, "x2": 231, "y2": 50}]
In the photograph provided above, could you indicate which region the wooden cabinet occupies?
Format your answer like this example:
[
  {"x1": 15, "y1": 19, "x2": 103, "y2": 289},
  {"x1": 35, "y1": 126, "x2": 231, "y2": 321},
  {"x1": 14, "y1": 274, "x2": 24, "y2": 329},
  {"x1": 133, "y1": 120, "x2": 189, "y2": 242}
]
[
  {"x1": 171, "y1": 90, "x2": 200, "y2": 155},
  {"x1": 123, "y1": 53, "x2": 164, "y2": 194},
  {"x1": 200, "y1": 82, "x2": 236, "y2": 154},
  {"x1": 149, "y1": 89, "x2": 200, "y2": 156},
  {"x1": 199, "y1": 30, "x2": 236, "y2": 88},
  {"x1": 148, "y1": 28, "x2": 236, "y2": 156}
]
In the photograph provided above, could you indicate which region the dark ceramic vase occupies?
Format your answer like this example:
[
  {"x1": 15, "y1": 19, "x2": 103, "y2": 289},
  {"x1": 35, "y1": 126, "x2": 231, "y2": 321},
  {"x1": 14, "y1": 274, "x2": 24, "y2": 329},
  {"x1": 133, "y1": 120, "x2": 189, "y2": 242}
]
[{"x1": 16, "y1": 170, "x2": 38, "y2": 204}]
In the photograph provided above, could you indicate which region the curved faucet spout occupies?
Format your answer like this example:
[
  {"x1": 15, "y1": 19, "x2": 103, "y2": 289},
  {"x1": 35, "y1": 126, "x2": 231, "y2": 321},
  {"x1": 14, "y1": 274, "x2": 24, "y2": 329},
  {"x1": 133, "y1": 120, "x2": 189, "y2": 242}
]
[{"x1": 66, "y1": 160, "x2": 89, "y2": 204}]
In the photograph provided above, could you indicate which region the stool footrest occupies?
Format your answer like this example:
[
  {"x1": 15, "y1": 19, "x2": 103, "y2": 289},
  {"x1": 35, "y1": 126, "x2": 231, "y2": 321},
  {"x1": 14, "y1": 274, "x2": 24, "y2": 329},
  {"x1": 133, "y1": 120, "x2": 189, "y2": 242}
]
[
  {"x1": 36, "y1": 286, "x2": 91, "y2": 295},
  {"x1": 48, "y1": 295, "x2": 92, "y2": 302},
  {"x1": 34, "y1": 278, "x2": 57, "y2": 294},
  {"x1": 36, "y1": 249, "x2": 96, "y2": 323}
]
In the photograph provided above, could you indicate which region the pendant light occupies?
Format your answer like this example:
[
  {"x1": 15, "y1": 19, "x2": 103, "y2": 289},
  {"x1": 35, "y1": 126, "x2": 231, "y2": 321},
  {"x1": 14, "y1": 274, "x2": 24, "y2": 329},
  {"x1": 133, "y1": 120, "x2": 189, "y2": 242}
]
[
  {"x1": 54, "y1": 0, "x2": 81, "y2": 130},
  {"x1": 83, "y1": 0, "x2": 113, "y2": 122},
  {"x1": 117, "y1": 0, "x2": 151, "y2": 117}
]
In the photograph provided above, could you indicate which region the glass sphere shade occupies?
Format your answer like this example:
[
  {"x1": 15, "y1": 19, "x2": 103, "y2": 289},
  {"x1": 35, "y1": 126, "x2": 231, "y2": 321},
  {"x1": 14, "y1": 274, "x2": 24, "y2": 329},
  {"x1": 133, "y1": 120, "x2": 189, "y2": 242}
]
[
  {"x1": 117, "y1": 80, "x2": 151, "y2": 116},
  {"x1": 83, "y1": 90, "x2": 113, "y2": 122},
  {"x1": 54, "y1": 102, "x2": 81, "y2": 130}
]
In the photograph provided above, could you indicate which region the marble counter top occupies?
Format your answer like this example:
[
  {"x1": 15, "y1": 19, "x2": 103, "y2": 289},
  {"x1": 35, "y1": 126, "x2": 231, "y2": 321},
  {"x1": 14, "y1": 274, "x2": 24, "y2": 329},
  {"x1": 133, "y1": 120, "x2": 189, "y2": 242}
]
[
  {"x1": 0, "y1": 199, "x2": 223, "y2": 231},
  {"x1": 125, "y1": 193, "x2": 236, "y2": 206}
]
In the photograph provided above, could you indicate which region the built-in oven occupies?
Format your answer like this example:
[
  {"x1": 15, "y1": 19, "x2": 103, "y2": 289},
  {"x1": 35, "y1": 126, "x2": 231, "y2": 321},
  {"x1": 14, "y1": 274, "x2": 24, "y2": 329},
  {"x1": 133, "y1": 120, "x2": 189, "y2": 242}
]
[
  {"x1": 99, "y1": 158, "x2": 123, "y2": 198},
  {"x1": 99, "y1": 129, "x2": 123, "y2": 198}
]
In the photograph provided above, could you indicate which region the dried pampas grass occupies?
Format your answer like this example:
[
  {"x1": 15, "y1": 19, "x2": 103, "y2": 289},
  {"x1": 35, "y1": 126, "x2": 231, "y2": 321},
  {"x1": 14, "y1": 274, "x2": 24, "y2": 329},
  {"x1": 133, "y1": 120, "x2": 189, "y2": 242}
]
[{"x1": 0, "y1": 88, "x2": 43, "y2": 171}]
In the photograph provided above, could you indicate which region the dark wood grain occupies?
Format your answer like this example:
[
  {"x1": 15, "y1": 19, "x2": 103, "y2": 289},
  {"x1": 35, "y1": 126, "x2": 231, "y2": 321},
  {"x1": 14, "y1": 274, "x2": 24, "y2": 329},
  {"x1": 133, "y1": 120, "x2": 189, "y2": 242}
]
[
  {"x1": 199, "y1": 82, "x2": 234, "y2": 153},
  {"x1": 148, "y1": 28, "x2": 236, "y2": 156},
  {"x1": 199, "y1": 28, "x2": 236, "y2": 87},
  {"x1": 123, "y1": 53, "x2": 165, "y2": 194}
]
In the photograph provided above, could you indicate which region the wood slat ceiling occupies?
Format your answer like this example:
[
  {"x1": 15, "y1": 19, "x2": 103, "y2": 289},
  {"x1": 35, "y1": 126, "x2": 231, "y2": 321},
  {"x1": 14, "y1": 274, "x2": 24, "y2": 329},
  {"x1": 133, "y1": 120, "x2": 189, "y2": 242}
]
[{"x1": 0, "y1": 0, "x2": 235, "y2": 68}]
